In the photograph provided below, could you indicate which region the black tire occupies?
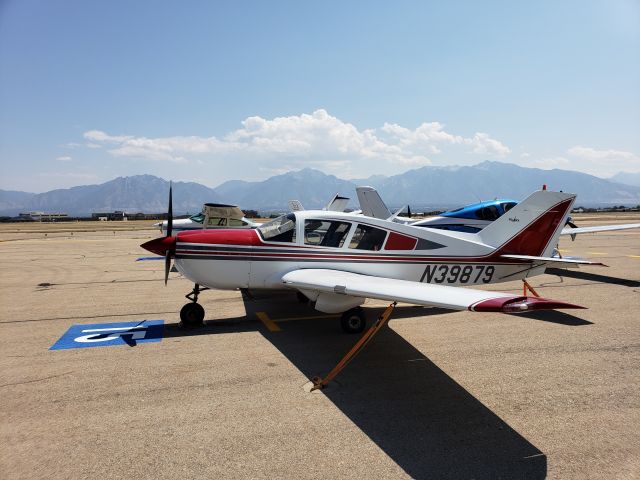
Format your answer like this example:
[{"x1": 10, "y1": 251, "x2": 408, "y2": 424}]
[
  {"x1": 340, "y1": 307, "x2": 366, "y2": 334},
  {"x1": 296, "y1": 291, "x2": 309, "y2": 304},
  {"x1": 180, "y1": 302, "x2": 205, "y2": 327}
]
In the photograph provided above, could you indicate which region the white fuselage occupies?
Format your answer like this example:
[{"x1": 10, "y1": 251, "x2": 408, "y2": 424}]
[{"x1": 173, "y1": 210, "x2": 547, "y2": 291}]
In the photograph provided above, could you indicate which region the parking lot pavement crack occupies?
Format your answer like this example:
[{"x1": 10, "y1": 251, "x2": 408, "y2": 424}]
[{"x1": 0, "y1": 371, "x2": 75, "y2": 388}]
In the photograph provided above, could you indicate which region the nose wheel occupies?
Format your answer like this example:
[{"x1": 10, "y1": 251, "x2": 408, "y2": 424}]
[
  {"x1": 180, "y1": 302, "x2": 205, "y2": 327},
  {"x1": 180, "y1": 283, "x2": 208, "y2": 327}
]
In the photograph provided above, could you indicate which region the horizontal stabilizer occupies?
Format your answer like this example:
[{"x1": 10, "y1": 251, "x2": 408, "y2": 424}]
[
  {"x1": 501, "y1": 254, "x2": 606, "y2": 267},
  {"x1": 560, "y1": 223, "x2": 640, "y2": 236}
]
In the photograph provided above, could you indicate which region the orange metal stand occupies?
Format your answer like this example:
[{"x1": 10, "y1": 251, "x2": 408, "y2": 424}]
[{"x1": 311, "y1": 302, "x2": 397, "y2": 391}]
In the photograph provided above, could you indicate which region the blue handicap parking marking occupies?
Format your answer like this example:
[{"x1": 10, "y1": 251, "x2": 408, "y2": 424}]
[{"x1": 50, "y1": 320, "x2": 164, "y2": 350}]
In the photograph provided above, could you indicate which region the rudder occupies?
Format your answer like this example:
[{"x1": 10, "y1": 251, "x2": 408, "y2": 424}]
[{"x1": 477, "y1": 190, "x2": 575, "y2": 257}]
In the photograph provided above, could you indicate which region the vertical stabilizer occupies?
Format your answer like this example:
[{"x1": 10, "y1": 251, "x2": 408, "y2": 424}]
[
  {"x1": 356, "y1": 186, "x2": 392, "y2": 219},
  {"x1": 325, "y1": 194, "x2": 350, "y2": 212},
  {"x1": 478, "y1": 190, "x2": 575, "y2": 257}
]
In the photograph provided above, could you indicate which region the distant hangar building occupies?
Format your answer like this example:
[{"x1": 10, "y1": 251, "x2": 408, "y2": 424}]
[{"x1": 18, "y1": 211, "x2": 69, "y2": 222}]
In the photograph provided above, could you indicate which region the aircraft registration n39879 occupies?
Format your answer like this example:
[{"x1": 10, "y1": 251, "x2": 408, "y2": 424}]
[{"x1": 142, "y1": 187, "x2": 618, "y2": 333}]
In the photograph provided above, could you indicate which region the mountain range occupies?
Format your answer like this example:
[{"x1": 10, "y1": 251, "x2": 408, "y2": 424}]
[{"x1": 2, "y1": 161, "x2": 640, "y2": 216}]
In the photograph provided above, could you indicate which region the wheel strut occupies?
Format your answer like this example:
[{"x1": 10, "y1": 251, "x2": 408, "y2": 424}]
[
  {"x1": 186, "y1": 283, "x2": 209, "y2": 303},
  {"x1": 311, "y1": 302, "x2": 397, "y2": 391},
  {"x1": 522, "y1": 279, "x2": 540, "y2": 297}
]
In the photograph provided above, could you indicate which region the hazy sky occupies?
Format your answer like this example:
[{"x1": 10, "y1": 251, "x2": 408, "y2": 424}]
[{"x1": 1, "y1": 0, "x2": 638, "y2": 192}]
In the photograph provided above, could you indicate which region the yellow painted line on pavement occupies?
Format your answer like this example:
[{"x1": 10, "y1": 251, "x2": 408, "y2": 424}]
[
  {"x1": 255, "y1": 312, "x2": 340, "y2": 331},
  {"x1": 629, "y1": 255, "x2": 640, "y2": 259},
  {"x1": 557, "y1": 249, "x2": 571, "y2": 253},
  {"x1": 586, "y1": 252, "x2": 608, "y2": 256},
  {"x1": 255, "y1": 312, "x2": 282, "y2": 332}
]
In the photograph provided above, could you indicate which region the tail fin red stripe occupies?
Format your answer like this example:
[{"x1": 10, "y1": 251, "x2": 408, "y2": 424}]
[{"x1": 495, "y1": 198, "x2": 574, "y2": 257}]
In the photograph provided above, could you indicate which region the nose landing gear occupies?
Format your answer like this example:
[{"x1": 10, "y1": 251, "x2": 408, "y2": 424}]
[{"x1": 180, "y1": 283, "x2": 209, "y2": 327}]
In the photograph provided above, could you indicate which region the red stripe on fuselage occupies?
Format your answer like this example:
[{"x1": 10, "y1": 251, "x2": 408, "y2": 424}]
[{"x1": 177, "y1": 228, "x2": 264, "y2": 246}]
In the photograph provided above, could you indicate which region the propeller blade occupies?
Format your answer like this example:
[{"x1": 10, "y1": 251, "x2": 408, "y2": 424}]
[
  {"x1": 166, "y1": 182, "x2": 173, "y2": 238},
  {"x1": 566, "y1": 217, "x2": 578, "y2": 241},
  {"x1": 407, "y1": 205, "x2": 412, "y2": 218},
  {"x1": 164, "y1": 251, "x2": 171, "y2": 285}
]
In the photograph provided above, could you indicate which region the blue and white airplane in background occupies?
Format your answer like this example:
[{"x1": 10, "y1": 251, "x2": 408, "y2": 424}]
[
  {"x1": 411, "y1": 199, "x2": 518, "y2": 232},
  {"x1": 357, "y1": 186, "x2": 640, "y2": 239},
  {"x1": 357, "y1": 185, "x2": 517, "y2": 231}
]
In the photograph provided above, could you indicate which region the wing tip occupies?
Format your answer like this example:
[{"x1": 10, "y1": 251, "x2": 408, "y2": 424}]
[{"x1": 470, "y1": 296, "x2": 586, "y2": 313}]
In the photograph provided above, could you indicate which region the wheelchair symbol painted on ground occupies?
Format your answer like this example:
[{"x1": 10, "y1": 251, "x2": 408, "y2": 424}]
[{"x1": 50, "y1": 320, "x2": 164, "y2": 350}]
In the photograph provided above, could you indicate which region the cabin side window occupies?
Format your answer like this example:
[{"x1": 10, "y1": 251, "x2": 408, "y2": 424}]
[
  {"x1": 502, "y1": 202, "x2": 517, "y2": 213},
  {"x1": 304, "y1": 220, "x2": 352, "y2": 247},
  {"x1": 475, "y1": 205, "x2": 500, "y2": 221},
  {"x1": 349, "y1": 224, "x2": 387, "y2": 250},
  {"x1": 257, "y1": 214, "x2": 297, "y2": 242},
  {"x1": 189, "y1": 213, "x2": 205, "y2": 224},
  {"x1": 207, "y1": 217, "x2": 227, "y2": 226}
]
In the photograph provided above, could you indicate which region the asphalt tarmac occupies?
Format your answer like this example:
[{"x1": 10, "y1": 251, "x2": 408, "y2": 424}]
[{"x1": 1, "y1": 216, "x2": 639, "y2": 479}]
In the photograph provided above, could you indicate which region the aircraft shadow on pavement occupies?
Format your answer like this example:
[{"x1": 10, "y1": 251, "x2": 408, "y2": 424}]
[
  {"x1": 509, "y1": 310, "x2": 593, "y2": 326},
  {"x1": 545, "y1": 267, "x2": 640, "y2": 288},
  {"x1": 166, "y1": 294, "x2": 547, "y2": 479}
]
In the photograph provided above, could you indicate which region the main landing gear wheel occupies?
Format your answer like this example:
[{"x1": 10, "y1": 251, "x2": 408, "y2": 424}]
[
  {"x1": 180, "y1": 302, "x2": 205, "y2": 327},
  {"x1": 340, "y1": 307, "x2": 366, "y2": 334},
  {"x1": 296, "y1": 291, "x2": 309, "y2": 304}
]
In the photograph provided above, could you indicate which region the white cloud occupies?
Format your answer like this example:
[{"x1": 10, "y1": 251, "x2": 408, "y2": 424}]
[
  {"x1": 465, "y1": 133, "x2": 511, "y2": 157},
  {"x1": 81, "y1": 109, "x2": 511, "y2": 177},
  {"x1": 83, "y1": 130, "x2": 132, "y2": 143},
  {"x1": 55, "y1": 156, "x2": 73, "y2": 162},
  {"x1": 567, "y1": 146, "x2": 640, "y2": 176},
  {"x1": 567, "y1": 146, "x2": 636, "y2": 161}
]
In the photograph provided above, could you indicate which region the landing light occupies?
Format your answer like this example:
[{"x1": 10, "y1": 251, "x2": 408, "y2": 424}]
[{"x1": 502, "y1": 301, "x2": 530, "y2": 313}]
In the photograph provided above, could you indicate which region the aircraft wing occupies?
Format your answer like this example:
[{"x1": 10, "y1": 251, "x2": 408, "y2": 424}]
[
  {"x1": 560, "y1": 223, "x2": 640, "y2": 236},
  {"x1": 281, "y1": 269, "x2": 584, "y2": 313}
]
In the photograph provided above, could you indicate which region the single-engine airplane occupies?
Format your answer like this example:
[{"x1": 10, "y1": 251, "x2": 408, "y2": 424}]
[
  {"x1": 141, "y1": 185, "x2": 620, "y2": 334},
  {"x1": 156, "y1": 203, "x2": 258, "y2": 234},
  {"x1": 357, "y1": 185, "x2": 521, "y2": 229}
]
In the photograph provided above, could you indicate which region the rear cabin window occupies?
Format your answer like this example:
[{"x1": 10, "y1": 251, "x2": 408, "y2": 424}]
[
  {"x1": 502, "y1": 202, "x2": 517, "y2": 213},
  {"x1": 228, "y1": 218, "x2": 245, "y2": 227},
  {"x1": 384, "y1": 232, "x2": 417, "y2": 250},
  {"x1": 304, "y1": 220, "x2": 351, "y2": 247},
  {"x1": 349, "y1": 224, "x2": 387, "y2": 250},
  {"x1": 257, "y1": 214, "x2": 296, "y2": 243},
  {"x1": 207, "y1": 217, "x2": 227, "y2": 226}
]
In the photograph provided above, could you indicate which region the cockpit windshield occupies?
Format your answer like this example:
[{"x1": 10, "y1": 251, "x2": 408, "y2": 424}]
[
  {"x1": 257, "y1": 214, "x2": 297, "y2": 242},
  {"x1": 189, "y1": 213, "x2": 205, "y2": 224}
]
